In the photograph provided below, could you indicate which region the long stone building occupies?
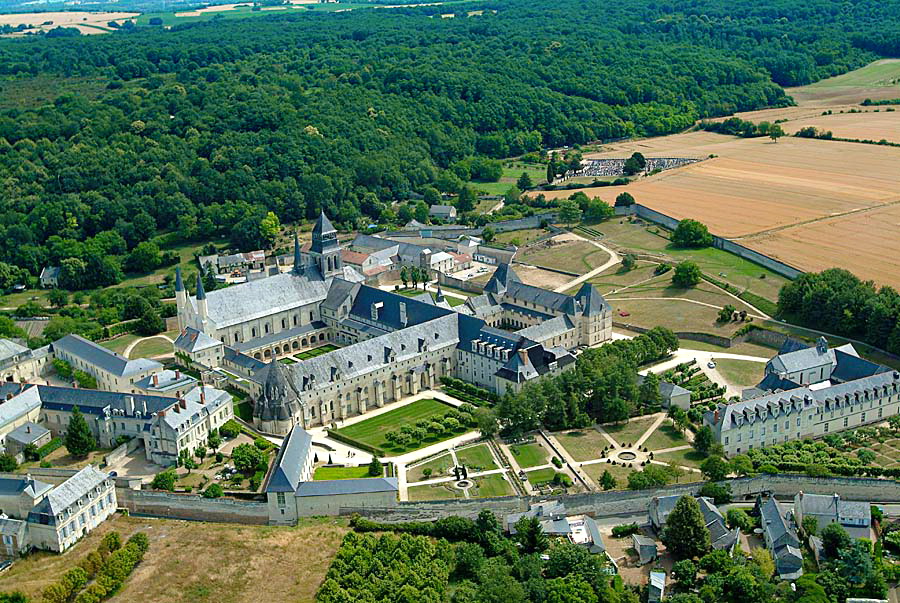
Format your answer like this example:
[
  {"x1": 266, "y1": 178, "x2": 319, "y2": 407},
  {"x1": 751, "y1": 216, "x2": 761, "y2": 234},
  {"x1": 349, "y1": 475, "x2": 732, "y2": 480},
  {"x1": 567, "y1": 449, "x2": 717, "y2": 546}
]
[
  {"x1": 174, "y1": 213, "x2": 613, "y2": 435},
  {"x1": 705, "y1": 337, "x2": 900, "y2": 456}
]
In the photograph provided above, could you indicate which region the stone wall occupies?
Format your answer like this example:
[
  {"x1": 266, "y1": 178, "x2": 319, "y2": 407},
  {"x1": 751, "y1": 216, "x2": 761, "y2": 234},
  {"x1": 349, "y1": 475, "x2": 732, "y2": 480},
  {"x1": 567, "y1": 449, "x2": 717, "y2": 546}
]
[
  {"x1": 437, "y1": 273, "x2": 485, "y2": 294},
  {"x1": 612, "y1": 322, "x2": 734, "y2": 348},
  {"x1": 117, "y1": 489, "x2": 269, "y2": 525}
]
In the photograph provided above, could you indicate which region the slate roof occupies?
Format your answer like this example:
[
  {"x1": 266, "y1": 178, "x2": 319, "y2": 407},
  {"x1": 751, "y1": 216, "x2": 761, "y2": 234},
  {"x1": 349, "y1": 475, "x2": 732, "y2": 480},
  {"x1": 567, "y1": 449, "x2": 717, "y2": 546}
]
[
  {"x1": 52, "y1": 334, "x2": 162, "y2": 377},
  {"x1": 265, "y1": 426, "x2": 313, "y2": 493},
  {"x1": 583, "y1": 516, "x2": 605, "y2": 553},
  {"x1": 831, "y1": 349, "x2": 886, "y2": 382},
  {"x1": 232, "y1": 321, "x2": 327, "y2": 353},
  {"x1": 636, "y1": 376, "x2": 690, "y2": 401},
  {"x1": 34, "y1": 385, "x2": 174, "y2": 419},
  {"x1": 158, "y1": 386, "x2": 231, "y2": 431},
  {"x1": 29, "y1": 466, "x2": 110, "y2": 522},
  {"x1": 0, "y1": 385, "x2": 41, "y2": 429},
  {"x1": 575, "y1": 283, "x2": 611, "y2": 316},
  {"x1": 0, "y1": 339, "x2": 29, "y2": 364},
  {"x1": 294, "y1": 477, "x2": 398, "y2": 497},
  {"x1": 0, "y1": 517, "x2": 26, "y2": 538},
  {"x1": 0, "y1": 475, "x2": 51, "y2": 499},
  {"x1": 40, "y1": 266, "x2": 60, "y2": 281},
  {"x1": 174, "y1": 327, "x2": 221, "y2": 353},
  {"x1": 516, "y1": 315, "x2": 575, "y2": 342},
  {"x1": 134, "y1": 369, "x2": 197, "y2": 392},
  {"x1": 187, "y1": 271, "x2": 330, "y2": 329},
  {"x1": 768, "y1": 340, "x2": 856, "y2": 375},
  {"x1": 759, "y1": 496, "x2": 800, "y2": 551},
  {"x1": 223, "y1": 347, "x2": 267, "y2": 373},
  {"x1": 797, "y1": 493, "x2": 870, "y2": 524},
  {"x1": 6, "y1": 421, "x2": 49, "y2": 447},
  {"x1": 429, "y1": 204, "x2": 456, "y2": 216}
]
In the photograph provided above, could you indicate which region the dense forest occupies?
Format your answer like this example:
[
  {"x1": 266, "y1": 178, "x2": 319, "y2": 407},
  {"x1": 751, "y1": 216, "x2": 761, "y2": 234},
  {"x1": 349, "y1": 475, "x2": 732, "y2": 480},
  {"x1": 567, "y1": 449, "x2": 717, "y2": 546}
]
[{"x1": 0, "y1": 0, "x2": 897, "y2": 280}]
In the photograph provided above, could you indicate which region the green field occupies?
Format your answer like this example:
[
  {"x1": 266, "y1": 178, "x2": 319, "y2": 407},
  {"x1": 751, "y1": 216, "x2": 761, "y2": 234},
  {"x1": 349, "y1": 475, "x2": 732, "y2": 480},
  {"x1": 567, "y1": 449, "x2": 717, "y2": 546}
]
[
  {"x1": 455, "y1": 443, "x2": 496, "y2": 472},
  {"x1": 128, "y1": 336, "x2": 173, "y2": 359},
  {"x1": 519, "y1": 240, "x2": 610, "y2": 274},
  {"x1": 407, "y1": 453, "x2": 453, "y2": 482},
  {"x1": 407, "y1": 482, "x2": 465, "y2": 501},
  {"x1": 494, "y1": 227, "x2": 552, "y2": 246},
  {"x1": 234, "y1": 400, "x2": 253, "y2": 422},
  {"x1": 472, "y1": 473, "x2": 513, "y2": 498},
  {"x1": 654, "y1": 448, "x2": 706, "y2": 469},
  {"x1": 713, "y1": 359, "x2": 765, "y2": 388},
  {"x1": 99, "y1": 333, "x2": 141, "y2": 355},
  {"x1": 509, "y1": 442, "x2": 549, "y2": 469},
  {"x1": 525, "y1": 467, "x2": 561, "y2": 487},
  {"x1": 602, "y1": 416, "x2": 658, "y2": 446},
  {"x1": 470, "y1": 161, "x2": 547, "y2": 196},
  {"x1": 639, "y1": 421, "x2": 688, "y2": 452},
  {"x1": 334, "y1": 398, "x2": 462, "y2": 454},
  {"x1": 588, "y1": 462, "x2": 634, "y2": 490},
  {"x1": 279, "y1": 357, "x2": 298, "y2": 365},
  {"x1": 554, "y1": 430, "x2": 610, "y2": 462},
  {"x1": 802, "y1": 59, "x2": 900, "y2": 89},
  {"x1": 313, "y1": 466, "x2": 372, "y2": 480},
  {"x1": 586, "y1": 220, "x2": 789, "y2": 304}
]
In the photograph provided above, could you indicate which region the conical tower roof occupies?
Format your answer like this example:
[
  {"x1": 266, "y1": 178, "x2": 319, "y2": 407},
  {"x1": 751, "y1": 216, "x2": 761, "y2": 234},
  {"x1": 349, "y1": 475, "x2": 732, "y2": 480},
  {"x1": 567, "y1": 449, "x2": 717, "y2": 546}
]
[
  {"x1": 175, "y1": 266, "x2": 184, "y2": 292},
  {"x1": 312, "y1": 211, "x2": 336, "y2": 237},
  {"x1": 256, "y1": 359, "x2": 299, "y2": 422},
  {"x1": 195, "y1": 272, "x2": 206, "y2": 300},
  {"x1": 291, "y1": 232, "x2": 304, "y2": 275}
]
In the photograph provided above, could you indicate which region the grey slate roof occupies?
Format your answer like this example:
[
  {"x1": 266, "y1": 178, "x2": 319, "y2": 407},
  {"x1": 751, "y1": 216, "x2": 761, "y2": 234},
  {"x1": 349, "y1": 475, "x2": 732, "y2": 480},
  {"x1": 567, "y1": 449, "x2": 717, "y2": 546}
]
[
  {"x1": 266, "y1": 426, "x2": 313, "y2": 493},
  {"x1": 31, "y1": 465, "x2": 110, "y2": 519},
  {"x1": 0, "y1": 339, "x2": 29, "y2": 364},
  {"x1": 0, "y1": 475, "x2": 51, "y2": 499},
  {"x1": 516, "y1": 315, "x2": 575, "y2": 342},
  {"x1": 6, "y1": 421, "x2": 49, "y2": 447},
  {"x1": 232, "y1": 321, "x2": 326, "y2": 353},
  {"x1": 188, "y1": 271, "x2": 330, "y2": 329},
  {"x1": 636, "y1": 376, "x2": 690, "y2": 401},
  {"x1": 575, "y1": 283, "x2": 611, "y2": 316},
  {"x1": 0, "y1": 517, "x2": 26, "y2": 538},
  {"x1": 33, "y1": 385, "x2": 174, "y2": 419},
  {"x1": 798, "y1": 493, "x2": 870, "y2": 524},
  {"x1": 158, "y1": 386, "x2": 231, "y2": 431},
  {"x1": 174, "y1": 327, "x2": 221, "y2": 353},
  {"x1": 0, "y1": 385, "x2": 40, "y2": 428},
  {"x1": 294, "y1": 477, "x2": 398, "y2": 497},
  {"x1": 223, "y1": 347, "x2": 267, "y2": 373},
  {"x1": 52, "y1": 334, "x2": 162, "y2": 377},
  {"x1": 768, "y1": 340, "x2": 855, "y2": 375},
  {"x1": 759, "y1": 496, "x2": 800, "y2": 552},
  {"x1": 134, "y1": 369, "x2": 197, "y2": 392}
]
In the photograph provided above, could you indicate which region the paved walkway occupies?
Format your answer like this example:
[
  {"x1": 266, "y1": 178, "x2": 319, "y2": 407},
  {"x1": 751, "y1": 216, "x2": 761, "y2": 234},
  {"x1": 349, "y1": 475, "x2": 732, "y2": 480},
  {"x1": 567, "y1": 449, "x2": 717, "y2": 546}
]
[
  {"x1": 542, "y1": 430, "x2": 598, "y2": 490},
  {"x1": 640, "y1": 349, "x2": 768, "y2": 376},
  {"x1": 654, "y1": 444, "x2": 692, "y2": 454},
  {"x1": 553, "y1": 233, "x2": 621, "y2": 293},
  {"x1": 635, "y1": 413, "x2": 668, "y2": 447},
  {"x1": 498, "y1": 441, "x2": 536, "y2": 495}
]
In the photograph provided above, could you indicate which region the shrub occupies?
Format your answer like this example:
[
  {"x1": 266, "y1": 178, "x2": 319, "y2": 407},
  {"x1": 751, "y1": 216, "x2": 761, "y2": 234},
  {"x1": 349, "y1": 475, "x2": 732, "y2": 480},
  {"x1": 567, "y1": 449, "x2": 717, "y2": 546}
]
[
  {"x1": 254, "y1": 437, "x2": 271, "y2": 450},
  {"x1": 219, "y1": 420, "x2": 241, "y2": 439},
  {"x1": 551, "y1": 456, "x2": 563, "y2": 468},
  {"x1": 611, "y1": 523, "x2": 640, "y2": 538},
  {"x1": 150, "y1": 469, "x2": 177, "y2": 491},
  {"x1": 203, "y1": 483, "x2": 224, "y2": 498}
]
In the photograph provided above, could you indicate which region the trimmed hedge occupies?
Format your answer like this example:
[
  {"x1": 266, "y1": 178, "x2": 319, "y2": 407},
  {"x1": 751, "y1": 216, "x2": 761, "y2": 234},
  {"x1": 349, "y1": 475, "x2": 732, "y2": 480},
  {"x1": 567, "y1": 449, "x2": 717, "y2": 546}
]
[
  {"x1": 351, "y1": 515, "x2": 479, "y2": 542},
  {"x1": 38, "y1": 437, "x2": 64, "y2": 459},
  {"x1": 325, "y1": 429, "x2": 385, "y2": 457},
  {"x1": 440, "y1": 376, "x2": 499, "y2": 405}
]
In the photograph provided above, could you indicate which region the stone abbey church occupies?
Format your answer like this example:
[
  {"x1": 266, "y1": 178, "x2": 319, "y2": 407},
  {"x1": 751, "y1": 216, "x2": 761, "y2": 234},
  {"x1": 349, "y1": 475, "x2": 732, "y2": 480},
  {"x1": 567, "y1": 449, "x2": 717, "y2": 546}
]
[{"x1": 176, "y1": 213, "x2": 613, "y2": 435}]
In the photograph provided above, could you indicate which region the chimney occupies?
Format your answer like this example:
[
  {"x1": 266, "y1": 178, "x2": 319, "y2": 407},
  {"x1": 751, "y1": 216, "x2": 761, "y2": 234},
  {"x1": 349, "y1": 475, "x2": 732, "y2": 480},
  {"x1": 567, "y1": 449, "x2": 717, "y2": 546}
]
[
  {"x1": 173, "y1": 404, "x2": 180, "y2": 414},
  {"x1": 518, "y1": 349, "x2": 528, "y2": 364},
  {"x1": 175, "y1": 370, "x2": 181, "y2": 380},
  {"x1": 200, "y1": 390, "x2": 206, "y2": 405},
  {"x1": 158, "y1": 409, "x2": 166, "y2": 417},
  {"x1": 152, "y1": 374, "x2": 159, "y2": 387},
  {"x1": 141, "y1": 399, "x2": 147, "y2": 415},
  {"x1": 714, "y1": 409, "x2": 720, "y2": 423},
  {"x1": 25, "y1": 425, "x2": 31, "y2": 434},
  {"x1": 798, "y1": 491, "x2": 803, "y2": 501},
  {"x1": 399, "y1": 302, "x2": 408, "y2": 327},
  {"x1": 179, "y1": 398, "x2": 187, "y2": 410},
  {"x1": 125, "y1": 395, "x2": 135, "y2": 415},
  {"x1": 5, "y1": 393, "x2": 11, "y2": 401}
]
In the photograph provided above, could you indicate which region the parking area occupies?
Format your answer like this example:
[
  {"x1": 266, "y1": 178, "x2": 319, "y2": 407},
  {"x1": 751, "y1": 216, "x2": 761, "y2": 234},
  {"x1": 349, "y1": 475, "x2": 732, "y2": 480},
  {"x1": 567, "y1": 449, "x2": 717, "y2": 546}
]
[{"x1": 448, "y1": 261, "x2": 496, "y2": 282}]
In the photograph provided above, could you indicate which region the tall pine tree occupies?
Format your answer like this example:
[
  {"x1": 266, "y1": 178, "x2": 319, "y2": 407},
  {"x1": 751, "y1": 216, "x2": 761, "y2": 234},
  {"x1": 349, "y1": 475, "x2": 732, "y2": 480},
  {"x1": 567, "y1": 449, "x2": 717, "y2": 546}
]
[{"x1": 65, "y1": 405, "x2": 96, "y2": 458}]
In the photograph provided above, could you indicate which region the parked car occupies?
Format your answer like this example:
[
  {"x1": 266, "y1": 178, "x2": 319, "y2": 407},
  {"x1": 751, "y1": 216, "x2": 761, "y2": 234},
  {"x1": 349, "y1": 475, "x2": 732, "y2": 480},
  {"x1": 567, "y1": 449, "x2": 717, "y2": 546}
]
[{"x1": 707, "y1": 361, "x2": 716, "y2": 369}]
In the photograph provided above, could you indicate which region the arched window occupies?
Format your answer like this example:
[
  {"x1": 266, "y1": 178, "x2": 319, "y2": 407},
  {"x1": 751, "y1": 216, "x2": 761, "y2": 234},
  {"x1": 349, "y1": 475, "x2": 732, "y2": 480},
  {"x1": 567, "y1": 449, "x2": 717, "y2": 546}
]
[
  {"x1": 293, "y1": 315, "x2": 298, "y2": 326},
  {"x1": 264, "y1": 324, "x2": 270, "y2": 334},
  {"x1": 252, "y1": 327, "x2": 257, "y2": 338}
]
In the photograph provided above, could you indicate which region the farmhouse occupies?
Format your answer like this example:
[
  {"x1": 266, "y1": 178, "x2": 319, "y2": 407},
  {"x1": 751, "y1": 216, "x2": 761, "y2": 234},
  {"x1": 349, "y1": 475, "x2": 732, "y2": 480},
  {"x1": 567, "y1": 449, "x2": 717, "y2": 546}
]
[
  {"x1": 705, "y1": 338, "x2": 899, "y2": 455},
  {"x1": 175, "y1": 213, "x2": 612, "y2": 436}
]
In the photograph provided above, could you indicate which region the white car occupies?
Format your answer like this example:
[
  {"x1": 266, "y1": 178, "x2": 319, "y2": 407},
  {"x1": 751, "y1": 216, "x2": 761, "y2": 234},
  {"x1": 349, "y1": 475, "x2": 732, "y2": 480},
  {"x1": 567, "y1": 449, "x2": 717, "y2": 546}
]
[{"x1": 707, "y1": 361, "x2": 716, "y2": 369}]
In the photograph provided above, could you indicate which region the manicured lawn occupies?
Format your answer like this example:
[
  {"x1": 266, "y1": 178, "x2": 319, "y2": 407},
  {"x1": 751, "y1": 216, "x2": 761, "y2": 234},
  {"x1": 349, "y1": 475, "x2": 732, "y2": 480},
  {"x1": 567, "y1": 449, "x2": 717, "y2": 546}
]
[
  {"x1": 509, "y1": 442, "x2": 549, "y2": 469},
  {"x1": 567, "y1": 263, "x2": 660, "y2": 295},
  {"x1": 654, "y1": 448, "x2": 706, "y2": 469},
  {"x1": 128, "y1": 336, "x2": 173, "y2": 359},
  {"x1": 495, "y1": 227, "x2": 551, "y2": 246},
  {"x1": 313, "y1": 466, "x2": 372, "y2": 480},
  {"x1": 334, "y1": 398, "x2": 462, "y2": 454},
  {"x1": 472, "y1": 473, "x2": 513, "y2": 498},
  {"x1": 444, "y1": 295, "x2": 466, "y2": 307},
  {"x1": 99, "y1": 333, "x2": 141, "y2": 355},
  {"x1": 640, "y1": 421, "x2": 688, "y2": 451},
  {"x1": 279, "y1": 357, "x2": 298, "y2": 365},
  {"x1": 525, "y1": 467, "x2": 561, "y2": 487},
  {"x1": 555, "y1": 430, "x2": 610, "y2": 462},
  {"x1": 456, "y1": 443, "x2": 496, "y2": 472},
  {"x1": 407, "y1": 483, "x2": 465, "y2": 502},
  {"x1": 588, "y1": 461, "x2": 634, "y2": 490},
  {"x1": 296, "y1": 344, "x2": 340, "y2": 360},
  {"x1": 677, "y1": 339, "x2": 778, "y2": 358},
  {"x1": 407, "y1": 453, "x2": 453, "y2": 482},
  {"x1": 602, "y1": 416, "x2": 659, "y2": 446},
  {"x1": 714, "y1": 358, "x2": 765, "y2": 388}
]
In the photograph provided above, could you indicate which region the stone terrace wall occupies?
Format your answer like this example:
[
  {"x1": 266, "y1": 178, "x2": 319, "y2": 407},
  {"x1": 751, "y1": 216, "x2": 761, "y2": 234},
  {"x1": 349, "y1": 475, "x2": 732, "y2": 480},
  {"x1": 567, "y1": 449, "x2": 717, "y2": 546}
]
[{"x1": 117, "y1": 489, "x2": 269, "y2": 525}]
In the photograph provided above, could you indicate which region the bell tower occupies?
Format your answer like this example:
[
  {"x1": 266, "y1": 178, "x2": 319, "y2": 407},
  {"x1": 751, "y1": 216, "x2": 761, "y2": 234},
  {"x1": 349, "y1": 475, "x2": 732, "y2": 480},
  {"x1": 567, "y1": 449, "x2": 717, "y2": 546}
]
[{"x1": 309, "y1": 211, "x2": 342, "y2": 278}]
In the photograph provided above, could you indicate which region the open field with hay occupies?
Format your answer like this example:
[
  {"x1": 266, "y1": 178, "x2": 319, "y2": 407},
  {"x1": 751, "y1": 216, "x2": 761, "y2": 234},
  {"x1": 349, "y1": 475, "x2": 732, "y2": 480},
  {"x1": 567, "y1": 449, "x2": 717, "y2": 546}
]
[
  {"x1": 780, "y1": 110, "x2": 900, "y2": 143},
  {"x1": 541, "y1": 130, "x2": 900, "y2": 290},
  {"x1": 785, "y1": 59, "x2": 900, "y2": 106},
  {"x1": 0, "y1": 10, "x2": 137, "y2": 34}
]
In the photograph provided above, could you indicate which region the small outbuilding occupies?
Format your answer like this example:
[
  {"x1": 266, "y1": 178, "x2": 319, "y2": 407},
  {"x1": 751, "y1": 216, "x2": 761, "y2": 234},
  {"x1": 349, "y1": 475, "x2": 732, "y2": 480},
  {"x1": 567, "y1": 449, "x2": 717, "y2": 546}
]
[{"x1": 632, "y1": 534, "x2": 658, "y2": 565}]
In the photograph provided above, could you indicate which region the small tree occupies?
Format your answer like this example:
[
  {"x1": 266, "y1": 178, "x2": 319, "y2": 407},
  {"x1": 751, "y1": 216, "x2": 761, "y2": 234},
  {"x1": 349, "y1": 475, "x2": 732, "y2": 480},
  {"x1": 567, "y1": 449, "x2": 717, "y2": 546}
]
[
  {"x1": 514, "y1": 516, "x2": 549, "y2": 554},
  {"x1": 202, "y1": 483, "x2": 224, "y2": 499},
  {"x1": 516, "y1": 172, "x2": 533, "y2": 190},
  {"x1": 400, "y1": 265, "x2": 409, "y2": 288},
  {"x1": 821, "y1": 522, "x2": 851, "y2": 558},
  {"x1": 726, "y1": 508, "x2": 753, "y2": 532},
  {"x1": 769, "y1": 124, "x2": 785, "y2": 142},
  {"x1": 614, "y1": 191, "x2": 635, "y2": 207},
  {"x1": 672, "y1": 219, "x2": 713, "y2": 248},
  {"x1": 717, "y1": 304, "x2": 737, "y2": 323},
  {"x1": 672, "y1": 559, "x2": 698, "y2": 589},
  {"x1": 692, "y1": 425, "x2": 715, "y2": 456},
  {"x1": 662, "y1": 495, "x2": 711, "y2": 560},
  {"x1": 151, "y1": 469, "x2": 177, "y2": 491},
  {"x1": 558, "y1": 199, "x2": 582, "y2": 227},
  {"x1": 0, "y1": 453, "x2": 17, "y2": 472},
  {"x1": 232, "y1": 443, "x2": 267, "y2": 474},
  {"x1": 368, "y1": 457, "x2": 384, "y2": 477},
  {"x1": 672, "y1": 261, "x2": 702, "y2": 288},
  {"x1": 65, "y1": 405, "x2": 96, "y2": 458},
  {"x1": 48, "y1": 288, "x2": 69, "y2": 308},
  {"x1": 599, "y1": 470, "x2": 617, "y2": 490},
  {"x1": 639, "y1": 371, "x2": 662, "y2": 410},
  {"x1": 621, "y1": 254, "x2": 636, "y2": 271},
  {"x1": 802, "y1": 515, "x2": 819, "y2": 539},
  {"x1": 195, "y1": 445, "x2": 207, "y2": 463},
  {"x1": 23, "y1": 443, "x2": 40, "y2": 462},
  {"x1": 700, "y1": 455, "x2": 730, "y2": 482}
]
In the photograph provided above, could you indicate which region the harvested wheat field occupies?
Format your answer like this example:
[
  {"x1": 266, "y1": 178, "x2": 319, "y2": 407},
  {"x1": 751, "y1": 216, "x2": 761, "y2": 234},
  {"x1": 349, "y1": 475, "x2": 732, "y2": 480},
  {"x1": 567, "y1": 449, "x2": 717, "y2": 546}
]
[
  {"x1": 781, "y1": 110, "x2": 900, "y2": 143},
  {"x1": 548, "y1": 134, "x2": 900, "y2": 238},
  {"x1": 741, "y1": 202, "x2": 900, "y2": 289},
  {"x1": 0, "y1": 11, "x2": 137, "y2": 35},
  {"x1": 785, "y1": 59, "x2": 900, "y2": 106},
  {"x1": 0, "y1": 514, "x2": 348, "y2": 603}
]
